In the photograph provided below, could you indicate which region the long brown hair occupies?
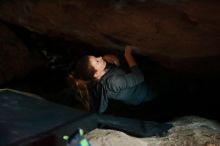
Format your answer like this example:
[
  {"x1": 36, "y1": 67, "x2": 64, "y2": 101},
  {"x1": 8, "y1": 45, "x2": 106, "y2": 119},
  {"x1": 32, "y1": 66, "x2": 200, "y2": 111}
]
[{"x1": 68, "y1": 56, "x2": 96, "y2": 111}]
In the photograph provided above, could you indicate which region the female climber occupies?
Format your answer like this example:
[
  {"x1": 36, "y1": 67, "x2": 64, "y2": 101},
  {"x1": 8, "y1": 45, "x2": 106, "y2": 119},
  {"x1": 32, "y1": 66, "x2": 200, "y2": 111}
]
[{"x1": 68, "y1": 46, "x2": 154, "y2": 113}]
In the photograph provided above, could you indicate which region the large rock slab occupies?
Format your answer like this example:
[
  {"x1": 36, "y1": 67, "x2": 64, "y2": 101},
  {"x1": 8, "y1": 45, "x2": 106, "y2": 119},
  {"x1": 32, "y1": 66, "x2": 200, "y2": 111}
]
[{"x1": 0, "y1": 0, "x2": 220, "y2": 74}]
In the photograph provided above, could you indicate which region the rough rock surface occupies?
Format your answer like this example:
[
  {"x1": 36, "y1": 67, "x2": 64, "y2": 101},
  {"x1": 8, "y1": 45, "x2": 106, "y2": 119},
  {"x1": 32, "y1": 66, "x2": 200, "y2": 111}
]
[
  {"x1": 0, "y1": 23, "x2": 31, "y2": 85},
  {"x1": 0, "y1": 0, "x2": 220, "y2": 74},
  {"x1": 0, "y1": 22, "x2": 46, "y2": 85},
  {"x1": 86, "y1": 116, "x2": 220, "y2": 146}
]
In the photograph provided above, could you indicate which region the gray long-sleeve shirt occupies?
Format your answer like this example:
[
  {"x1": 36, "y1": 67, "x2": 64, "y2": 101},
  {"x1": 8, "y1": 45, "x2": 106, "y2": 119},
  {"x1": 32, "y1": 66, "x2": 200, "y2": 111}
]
[{"x1": 92, "y1": 65, "x2": 154, "y2": 113}]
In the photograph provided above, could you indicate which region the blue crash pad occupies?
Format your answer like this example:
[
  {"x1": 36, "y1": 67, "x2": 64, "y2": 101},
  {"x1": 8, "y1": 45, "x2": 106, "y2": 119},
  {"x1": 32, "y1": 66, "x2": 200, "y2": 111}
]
[{"x1": 0, "y1": 89, "x2": 89, "y2": 146}]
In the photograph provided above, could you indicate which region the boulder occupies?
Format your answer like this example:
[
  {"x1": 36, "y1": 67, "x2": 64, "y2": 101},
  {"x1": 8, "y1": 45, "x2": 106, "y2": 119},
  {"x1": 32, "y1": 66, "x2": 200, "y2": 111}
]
[
  {"x1": 0, "y1": 0, "x2": 220, "y2": 74},
  {"x1": 86, "y1": 116, "x2": 220, "y2": 146}
]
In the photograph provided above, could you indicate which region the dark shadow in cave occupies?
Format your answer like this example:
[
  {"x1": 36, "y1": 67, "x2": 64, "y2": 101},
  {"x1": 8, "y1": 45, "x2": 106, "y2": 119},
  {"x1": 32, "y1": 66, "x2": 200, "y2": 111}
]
[{"x1": 1, "y1": 21, "x2": 220, "y2": 123}]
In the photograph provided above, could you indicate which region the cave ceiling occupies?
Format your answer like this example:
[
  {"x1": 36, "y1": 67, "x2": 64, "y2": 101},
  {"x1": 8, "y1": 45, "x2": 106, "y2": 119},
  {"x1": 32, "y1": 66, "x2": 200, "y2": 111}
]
[{"x1": 0, "y1": 0, "x2": 220, "y2": 75}]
